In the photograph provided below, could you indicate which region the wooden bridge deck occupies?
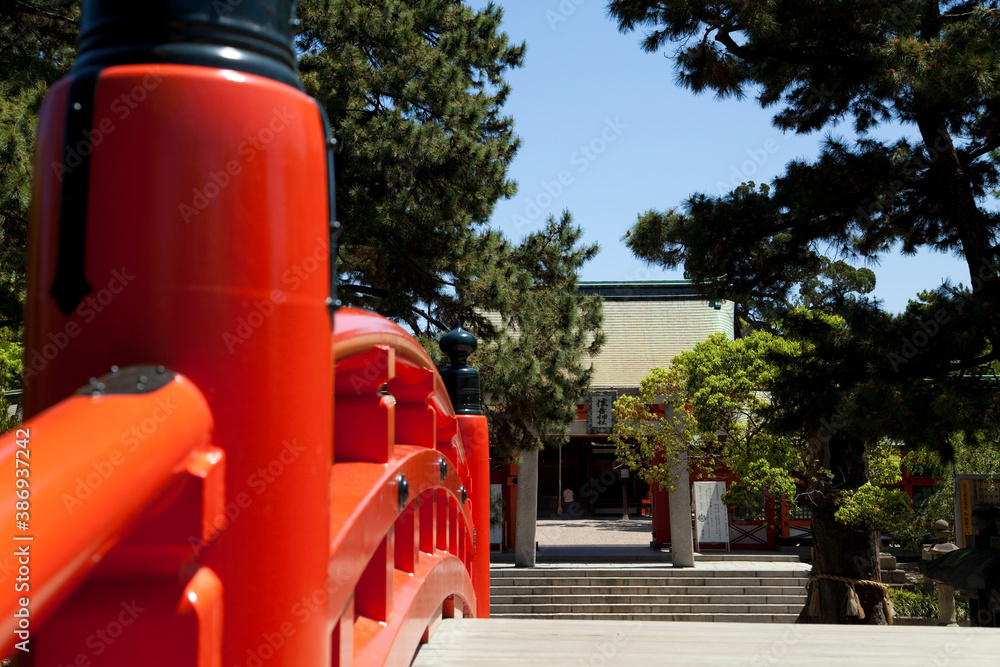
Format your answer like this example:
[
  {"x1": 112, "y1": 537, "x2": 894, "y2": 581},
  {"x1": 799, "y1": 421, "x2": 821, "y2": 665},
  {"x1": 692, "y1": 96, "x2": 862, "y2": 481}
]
[{"x1": 412, "y1": 618, "x2": 1000, "y2": 666}]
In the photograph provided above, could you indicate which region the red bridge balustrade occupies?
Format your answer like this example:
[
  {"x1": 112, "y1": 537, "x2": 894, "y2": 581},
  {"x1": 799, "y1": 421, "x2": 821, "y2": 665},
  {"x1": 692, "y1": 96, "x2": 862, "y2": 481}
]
[
  {"x1": 2, "y1": 1, "x2": 490, "y2": 665},
  {"x1": 330, "y1": 308, "x2": 489, "y2": 665}
]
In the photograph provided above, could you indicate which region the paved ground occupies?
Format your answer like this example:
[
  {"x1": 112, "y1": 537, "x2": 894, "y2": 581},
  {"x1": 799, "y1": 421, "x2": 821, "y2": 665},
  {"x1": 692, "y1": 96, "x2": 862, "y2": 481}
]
[
  {"x1": 492, "y1": 516, "x2": 811, "y2": 566},
  {"x1": 413, "y1": 618, "x2": 1000, "y2": 666},
  {"x1": 445, "y1": 518, "x2": 1000, "y2": 664},
  {"x1": 537, "y1": 517, "x2": 656, "y2": 546}
]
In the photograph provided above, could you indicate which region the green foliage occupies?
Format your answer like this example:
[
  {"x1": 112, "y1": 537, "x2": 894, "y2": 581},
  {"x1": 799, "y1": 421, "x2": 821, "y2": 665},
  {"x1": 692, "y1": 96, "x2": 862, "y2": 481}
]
[
  {"x1": 464, "y1": 214, "x2": 604, "y2": 456},
  {"x1": 868, "y1": 439, "x2": 904, "y2": 486},
  {"x1": 0, "y1": 1, "x2": 78, "y2": 343},
  {"x1": 489, "y1": 489, "x2": 503, "y2": 529},
  {"x1": 0, "y1": 393, "x2": 19, "y2": 434},
  {"x1": 298, "y1": 2, "x2": 602, "y2": 456},
  {"x1": 608, "y1": 3, "x2": 1000, "y2": 614},
  {"x1": 886, "y1": 588, "x2": 937, "y2": 619},
  {"x1": 612, "y1": 331, "x2": 806, "y2": 517},
  {"x1": 297, "y1": 0, "x2": 525, "y2": 331},
  {"x1": 0, "y1": 328, "x2": 23, "y2": 389},
  {"x1": 2, "y1": 1, "x2": 601, "y2": 455},
  {"x1": 612, "y1": 328, "x2": 957, "y2": 539},
  {"x1": 896, "y1": 437, "x2": 1000, "y2": 546},
  {"x1": 834, "y1": 483, "x2": 912, "y2": 533},
  {"x1": 886, "y1": 587, "x2": 969, "y2": 621},
  {"x1": 608, "y1": 1, "x2": 1000, "y2": 455}
]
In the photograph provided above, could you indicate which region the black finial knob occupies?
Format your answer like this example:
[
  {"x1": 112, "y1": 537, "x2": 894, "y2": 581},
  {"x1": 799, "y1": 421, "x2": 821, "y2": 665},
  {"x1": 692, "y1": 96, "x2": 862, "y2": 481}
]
[
  {"x1": 439, "y1": 325, "x2": 478, "y2": 366},
  {"x1": 438, "y1": 326, "x2": 482, "y2": 415}
]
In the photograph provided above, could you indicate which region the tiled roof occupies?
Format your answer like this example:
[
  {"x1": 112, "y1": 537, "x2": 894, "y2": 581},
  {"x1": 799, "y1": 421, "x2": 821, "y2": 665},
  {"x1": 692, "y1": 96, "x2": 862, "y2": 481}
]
[{"x1": 582, "y1": 282, "x2": 734, "y2": 388}]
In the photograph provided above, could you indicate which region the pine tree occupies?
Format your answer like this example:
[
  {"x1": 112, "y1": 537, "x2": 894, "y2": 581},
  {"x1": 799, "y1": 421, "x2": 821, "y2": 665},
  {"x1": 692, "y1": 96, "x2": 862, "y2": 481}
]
[
  {"x1": 468, "y1": 213, "x2": 605, "y2": 456},
  {"x1": 296, "y1": 0, "x2": 525, "y2": 332},
  {"x1": 3, "y1": 1, "x2": 604, "y2": 448},
  {"x1": 298, "y1": 1, "x2": 603, "y2": 455},
  {"x1": 0, "y1": 1, "x2": 78, "y2": 388},
  {"x1": 608, "y1": 0, "x2": 1000, "y2": 623}
]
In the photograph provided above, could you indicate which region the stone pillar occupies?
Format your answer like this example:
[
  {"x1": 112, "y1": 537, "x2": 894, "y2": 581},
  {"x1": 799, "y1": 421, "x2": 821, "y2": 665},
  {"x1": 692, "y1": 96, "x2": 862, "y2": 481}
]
[
  {"x1": 515, "y1": 448, "x2": 539, "y2": 567},
  {"x1": 668, "y1": 452, "x2": 695, "y2": 567},
  {"x1": 937, "y1": 582, "x2": 958, "y2": 626}
]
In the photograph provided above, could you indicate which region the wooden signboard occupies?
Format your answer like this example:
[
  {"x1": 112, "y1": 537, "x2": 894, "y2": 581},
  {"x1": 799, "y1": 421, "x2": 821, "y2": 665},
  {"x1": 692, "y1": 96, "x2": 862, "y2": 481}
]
[
  {"x1": 694, "y1": 481, "x2": 730, "y2": 549},
  {"x1": 954, "y1": 474, "x2": 1000, "y2": 548}
]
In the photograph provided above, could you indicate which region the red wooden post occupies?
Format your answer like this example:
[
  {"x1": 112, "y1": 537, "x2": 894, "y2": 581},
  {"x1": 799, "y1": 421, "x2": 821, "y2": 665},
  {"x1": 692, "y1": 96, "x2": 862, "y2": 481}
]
[
  {"x1": 16, "y1": 1, "x2": 491, "y2": 662},
  {"x1": 458, "y1": 414, "x2": 491, "y2": 617},
  {"x1": 439, "y1": 328, "x2": 491, "y2": 617},
  {"x1": 24, "y1": 2, "x2": 334, "y2": 663}
]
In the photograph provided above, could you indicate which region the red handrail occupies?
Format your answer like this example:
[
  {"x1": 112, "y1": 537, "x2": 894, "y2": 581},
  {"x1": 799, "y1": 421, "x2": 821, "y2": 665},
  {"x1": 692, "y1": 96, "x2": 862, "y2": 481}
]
[
  {"x1": 330, "y1": 308, "x2": 489, "y2": 666},
  {"x1": 0, "y1": 370, "x2": 216, "y2": 657},
  {"x1": 1, "y1": 312, "x2": 491, "y2": 666}
]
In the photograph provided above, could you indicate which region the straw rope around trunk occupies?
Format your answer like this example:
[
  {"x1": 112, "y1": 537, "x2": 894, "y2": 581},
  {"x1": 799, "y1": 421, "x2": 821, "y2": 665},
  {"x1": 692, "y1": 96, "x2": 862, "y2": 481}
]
[{"x1": 808, "y1": 573, "x2": 894, "y2": 623}]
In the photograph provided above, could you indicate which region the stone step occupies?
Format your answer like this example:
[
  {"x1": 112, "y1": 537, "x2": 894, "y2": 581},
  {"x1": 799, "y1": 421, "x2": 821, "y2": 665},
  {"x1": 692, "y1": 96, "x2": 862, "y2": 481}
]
[
  {"x1": 490, "y1": 576, "x2": 808, "y2": 588},
  {"x1": 882, "y1": 569, "x2": 908, "y2": 584},
  {"x1": 490, "y1": 566, "x2": 811, "y2": 624},
  {"x1": 491, "y1": 603, "x2": 805, "y2": 615},
  {"x1": 492, "y1": 593, "x2": 806, "y2": 605},
  {"x1": 491, "y1": 568, "x2": 808, "y2": 579},
  {"x1": 494, "y1": 585, "x2": 808, "y2": 597},
  {"x1": 488, "y1": 612, "x2": 800, "y2": 622}
]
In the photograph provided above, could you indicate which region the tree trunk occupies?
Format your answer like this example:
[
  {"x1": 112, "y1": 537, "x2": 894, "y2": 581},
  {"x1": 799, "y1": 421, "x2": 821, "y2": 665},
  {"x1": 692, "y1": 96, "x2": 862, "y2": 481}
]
[
  {"x1": 798, "y1": 504, "x2": 887, "y2": 624},
  {"x1": 798, "y1": 434, "x2": 888, "y2": 624}
]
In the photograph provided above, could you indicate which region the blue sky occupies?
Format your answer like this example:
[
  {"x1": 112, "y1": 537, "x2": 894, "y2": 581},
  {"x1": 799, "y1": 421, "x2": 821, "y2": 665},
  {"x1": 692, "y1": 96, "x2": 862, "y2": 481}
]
[{"x1": 469, "y1": 0, "x2": 972, "y2": 313}]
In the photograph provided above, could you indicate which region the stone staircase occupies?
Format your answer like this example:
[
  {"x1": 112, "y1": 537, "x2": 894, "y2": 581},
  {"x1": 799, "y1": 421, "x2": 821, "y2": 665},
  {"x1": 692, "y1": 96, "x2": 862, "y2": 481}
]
[{"x1": 490, "y1": 565, "x2": 809, "y2": 622}]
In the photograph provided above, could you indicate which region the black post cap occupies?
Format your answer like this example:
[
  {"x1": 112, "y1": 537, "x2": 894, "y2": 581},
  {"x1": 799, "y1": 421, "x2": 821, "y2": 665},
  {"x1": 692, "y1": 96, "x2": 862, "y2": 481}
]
[
  {"x1": 438, "y1": 326, "x2": 482, "y2": 416},
  {"x1": 74, "y1": 0, "x2": 301, "y2": 87}
]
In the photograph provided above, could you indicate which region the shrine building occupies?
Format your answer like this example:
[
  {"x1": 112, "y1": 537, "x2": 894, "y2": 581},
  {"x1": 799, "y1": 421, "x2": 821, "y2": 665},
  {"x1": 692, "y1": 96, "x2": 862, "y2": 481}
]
[{"x1": 491, "y1": 280, "x2": 940, "y2": 552}]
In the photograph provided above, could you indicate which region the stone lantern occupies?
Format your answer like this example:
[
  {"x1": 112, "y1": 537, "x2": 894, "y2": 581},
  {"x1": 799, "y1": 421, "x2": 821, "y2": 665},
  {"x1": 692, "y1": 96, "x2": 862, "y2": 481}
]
[{"x1": 922, "y1": 519, "x2": 960, "y2": 626}]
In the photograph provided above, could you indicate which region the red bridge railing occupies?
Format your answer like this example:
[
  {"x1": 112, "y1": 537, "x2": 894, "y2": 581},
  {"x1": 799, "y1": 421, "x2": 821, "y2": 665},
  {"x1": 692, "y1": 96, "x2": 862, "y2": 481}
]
[
  {"x1": 5, "y1": 1, "x2": 491, "y2": 664},
  {"x1": 1, "y1": 309, "x2": 488, "y2": 666},
  {"x1": 329, "y1": 308, "x2": 488, "y2": 665}
]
